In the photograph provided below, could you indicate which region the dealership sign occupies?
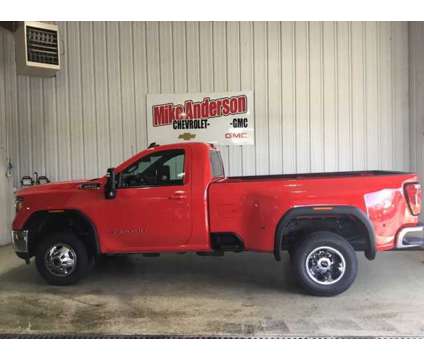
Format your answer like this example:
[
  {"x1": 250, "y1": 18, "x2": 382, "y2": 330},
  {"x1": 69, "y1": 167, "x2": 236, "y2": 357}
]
[{"x1": 147, "y1": 91, "x2": 254, "y2": 145}]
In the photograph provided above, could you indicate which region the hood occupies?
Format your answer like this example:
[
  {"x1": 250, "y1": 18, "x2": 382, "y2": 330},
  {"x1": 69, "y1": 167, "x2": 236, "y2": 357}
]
[{"x1": 16, "y1": 178, "x2": 103, "y2": 196}]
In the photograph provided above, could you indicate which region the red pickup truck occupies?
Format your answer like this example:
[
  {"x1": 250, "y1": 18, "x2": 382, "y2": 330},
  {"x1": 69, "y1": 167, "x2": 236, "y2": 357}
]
[{"x1": 11, "y1": 142, "x2": 424, "y2": 296}]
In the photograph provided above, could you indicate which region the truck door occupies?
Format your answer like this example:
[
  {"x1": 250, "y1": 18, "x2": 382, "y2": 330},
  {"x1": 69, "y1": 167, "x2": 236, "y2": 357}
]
[{"x1": 105, "y1": 148, "x2": 191, "y2": 251}]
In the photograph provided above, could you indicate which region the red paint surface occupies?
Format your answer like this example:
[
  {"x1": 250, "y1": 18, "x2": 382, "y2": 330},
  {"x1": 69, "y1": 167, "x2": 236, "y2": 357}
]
[{"x1": 13, "y1": 142, "x2": 420, "y2": 254}]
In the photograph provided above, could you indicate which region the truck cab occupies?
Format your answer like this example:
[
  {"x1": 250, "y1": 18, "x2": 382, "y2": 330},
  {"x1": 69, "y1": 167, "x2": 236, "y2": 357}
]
[{"x1": 98, "y1": 142, "x2": 221, "y2": 253}]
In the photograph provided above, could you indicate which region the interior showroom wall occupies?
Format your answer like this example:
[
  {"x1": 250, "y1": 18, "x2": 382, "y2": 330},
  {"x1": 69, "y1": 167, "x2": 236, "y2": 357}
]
[{"x1": 0, "y1": 21, "x2": 421, "y2": 245}]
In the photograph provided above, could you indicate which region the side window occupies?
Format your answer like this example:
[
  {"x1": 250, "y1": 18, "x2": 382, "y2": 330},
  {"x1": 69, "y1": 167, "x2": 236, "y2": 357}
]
[
  {"x1": 209, "y1": 151, "x2": 225, "y2": 178},
  {"x1": 120, "y1": 150, "x2": 185, "y2": 188}
]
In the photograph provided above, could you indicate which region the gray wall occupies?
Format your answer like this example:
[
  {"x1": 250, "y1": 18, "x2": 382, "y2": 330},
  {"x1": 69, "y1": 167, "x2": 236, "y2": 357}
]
[
  {"x1": 0, "y1": 29, "x2": 16, "y2": 245},
  {"x1": 2, "y1": 22, "x2": 412, "y2": 182},
  {"x1": 409, "y1": 22, "x2": 424, "y2": 193},
  {"x1": 0, "y1": 22, "x2": 413, "y2": 245}
]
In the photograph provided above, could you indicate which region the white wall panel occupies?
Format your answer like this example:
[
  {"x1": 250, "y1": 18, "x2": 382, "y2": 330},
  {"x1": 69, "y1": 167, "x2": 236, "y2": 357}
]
[
  {"x1": 119, "y1": 22, "x2": 137, "y2": 160},
  {"x1": 0, "y1": 29, "x2": 17, "y2": 244},
  {"x1": 337, "y1": 22, "x2": 352, "y2": 171},
  {"x1": 322, "y1": 22, "x2": 338, "y2": 172},
  {"x1": 409, "y1": 22, "x2": 424, "y2": 185},
  {"x1": 281, "y1": 22, "x2": 297, "y2": 174},
  {"x1": 309, "y1": 22, "x2": 324, "y2": 172},
  {"x1": 351, "y1": 22, "x2": 366, "y2": 171},
  {"x1": 267, "y1": 22, "x2": 283, "y2": 174},
  {"x1": 80, "y1": 21, "x2": 97, "y2": 179},
  {"x1": 254, "y1": 22, "x2": 269, "y2": 175},
  {"x1": 186, "y1": 22, "x2": 200, "y2": 93},
  {"x1": 395, "y1": 22, "x2": 410, "y2": 171},
  {"x1": 93, "y1": 22, "x2": 111, "y2": 175},
  {"x1": 365, "y1": 22, "x2": 379, "y2": 170},
  {"x1": 106, "y1": 22, "x2": 124, "y2": 167},
  {"x1": 379, "y1": 22, "x2": 393, "y2": 170},
  {"x1": 132, "y1": 22, "x2": 148, "y2": 151},
  {"x1": 227, "y1": 22, "x2": 243, "y2": 176},
  {"x1": 213, "y1": 22, "x2": 229, "y2": 173},
  {"x1": 172, "y1": 22, "x2": 187, "y2": 93},
  {"x1": 295, "y1": 22, "x2": 310, "y2": 173},
  {"x1": 0, "y1": 21, "x2": 412, "y2": 184},
  {"x1": 0, "y1": 31, "x2": 10, "y2": 245},
  {"x1": 67, "y1": 21, "x2": 84, "y2": 179},
  {"x1": 240, "y1": 22, "x2": 256, "y2": 176}
]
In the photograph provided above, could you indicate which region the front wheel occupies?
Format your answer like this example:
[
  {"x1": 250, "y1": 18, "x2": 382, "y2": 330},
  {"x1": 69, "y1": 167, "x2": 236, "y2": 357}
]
[
  {"x1": 292, "y1": 231, "x2": 358, "y2": 296},
  {"x1": 35, "y1": 232, "x2": 89, "y2": 285}
]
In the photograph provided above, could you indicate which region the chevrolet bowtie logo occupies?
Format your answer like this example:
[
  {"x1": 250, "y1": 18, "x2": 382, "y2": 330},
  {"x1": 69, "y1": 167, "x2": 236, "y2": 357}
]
[{"x1": 178, "y1": 132, "x2": 196, "y2": 141}]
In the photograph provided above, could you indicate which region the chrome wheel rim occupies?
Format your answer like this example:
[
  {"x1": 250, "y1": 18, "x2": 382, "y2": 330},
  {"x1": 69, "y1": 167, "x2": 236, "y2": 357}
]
[
  {"x1": 44, "y1": 243, "x2": 77, "y2": 277},
  {"x1": 305, "y1": 246, "x2": 346, "y2": 285}
]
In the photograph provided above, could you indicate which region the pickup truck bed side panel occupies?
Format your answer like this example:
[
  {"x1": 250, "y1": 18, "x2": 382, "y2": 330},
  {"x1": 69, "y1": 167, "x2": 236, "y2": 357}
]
[{"x1": 208, "y1": 173, "x2": 419, "y2": 252}]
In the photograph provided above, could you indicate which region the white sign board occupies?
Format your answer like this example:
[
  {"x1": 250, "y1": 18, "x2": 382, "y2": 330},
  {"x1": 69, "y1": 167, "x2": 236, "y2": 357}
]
[{"x1": 147, "y1": 91, "x2": 254, "y2": 145}]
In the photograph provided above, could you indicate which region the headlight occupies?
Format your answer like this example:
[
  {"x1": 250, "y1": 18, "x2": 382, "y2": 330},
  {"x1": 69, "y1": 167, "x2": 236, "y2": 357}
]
[{"x1": 15, "y1": 196, "x2": 24, "y2": 213}]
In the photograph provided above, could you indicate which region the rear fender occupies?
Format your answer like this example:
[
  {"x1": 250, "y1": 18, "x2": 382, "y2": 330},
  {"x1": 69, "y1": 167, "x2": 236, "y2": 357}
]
[{"x1": 274, "y1": 206, "x2": 376, "y2": 261}]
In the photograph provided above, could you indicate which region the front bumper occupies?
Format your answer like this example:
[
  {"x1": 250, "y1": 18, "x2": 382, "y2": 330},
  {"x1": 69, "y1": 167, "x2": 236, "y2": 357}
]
[
  {"x1": 11, "y1": 230, "x2": 29, "y2": 262},
  {"x1": 396, "y1": 225, "x2": 424, "y2": 249}
]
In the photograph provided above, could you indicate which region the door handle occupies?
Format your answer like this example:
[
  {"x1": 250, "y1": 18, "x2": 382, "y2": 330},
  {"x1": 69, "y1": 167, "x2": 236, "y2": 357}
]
[{"x1": 169, "y1": 191, "x2": 187, "y2": 200}]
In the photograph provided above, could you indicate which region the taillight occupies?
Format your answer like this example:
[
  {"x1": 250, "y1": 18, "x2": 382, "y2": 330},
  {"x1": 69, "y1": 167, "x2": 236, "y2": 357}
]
[{"x1": 404, "y1": 182, "x2": 422, "y2": 216}]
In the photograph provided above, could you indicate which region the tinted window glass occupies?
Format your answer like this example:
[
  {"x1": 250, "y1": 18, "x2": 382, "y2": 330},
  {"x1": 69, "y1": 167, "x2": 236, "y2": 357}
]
[
  {"x1": 120, "y1": 150, "x2": 185, "y2": 187},
  {"x1": 209, "y1": 151, "x2": 224, "y2": 178}
]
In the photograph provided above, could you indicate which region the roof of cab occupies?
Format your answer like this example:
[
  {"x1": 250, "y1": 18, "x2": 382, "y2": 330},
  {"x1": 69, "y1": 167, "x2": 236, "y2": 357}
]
[{"x1": 146, "y1": 142, "x2": 216, "y2": 151}]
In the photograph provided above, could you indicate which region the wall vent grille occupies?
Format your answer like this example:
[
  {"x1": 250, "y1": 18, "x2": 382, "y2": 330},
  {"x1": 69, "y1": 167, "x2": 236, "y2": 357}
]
[
  {"x1": 15, "y1": 21, "x2": 60, "y2": 77},
  {"x1": 26, "y1": 26, "x2": 59, "y2": 65}
]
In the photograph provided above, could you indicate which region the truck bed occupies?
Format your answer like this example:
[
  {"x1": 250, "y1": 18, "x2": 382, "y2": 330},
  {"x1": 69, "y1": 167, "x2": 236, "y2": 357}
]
[
  {"x1": 224, "y1": 170, "x2": 412, "y2": 183},
  {"x1": 209, "y1": 170, "x2": 418, "y2": 253}
]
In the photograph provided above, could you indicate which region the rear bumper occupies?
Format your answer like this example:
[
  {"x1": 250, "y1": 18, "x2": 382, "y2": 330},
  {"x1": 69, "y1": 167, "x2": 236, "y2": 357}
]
[
  {"x1": 396, "y1": 225, "x2": 424, "y2": 249},
  {"x1": 11, "y1": 230, "x2": 30, "y2": 262}
]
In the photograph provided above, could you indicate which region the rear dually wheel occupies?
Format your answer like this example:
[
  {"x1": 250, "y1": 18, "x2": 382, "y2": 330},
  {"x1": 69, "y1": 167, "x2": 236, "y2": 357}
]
[{"x1": 291, "y1": 231, "x2": 358, "y2": 296}]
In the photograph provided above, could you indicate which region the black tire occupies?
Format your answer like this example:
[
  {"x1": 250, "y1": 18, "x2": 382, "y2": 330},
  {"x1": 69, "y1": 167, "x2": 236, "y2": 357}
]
[
  {"x1": 35, "y1": 232, "x2": 89, "y2": 286},
  {"x1": 288, "y1": 247, "x2": 295, "y2": 260},
  {"x1": 292, "y1": 231, "x2": 358, "y2": 297},
  {"x1": 87, "y1": 253, "x2": 97, "y2": 271}
]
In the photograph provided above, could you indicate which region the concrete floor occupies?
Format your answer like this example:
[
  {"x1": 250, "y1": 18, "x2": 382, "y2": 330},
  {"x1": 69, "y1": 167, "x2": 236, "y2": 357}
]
[{"x1": 1, "y1": 244, "x2": 424, "y2": 337}]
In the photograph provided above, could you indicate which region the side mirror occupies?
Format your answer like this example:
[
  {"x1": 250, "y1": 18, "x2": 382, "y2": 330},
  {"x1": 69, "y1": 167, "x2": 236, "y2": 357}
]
[{"x1": 105, "y1": 168, "x2": 117, "y2": 199}]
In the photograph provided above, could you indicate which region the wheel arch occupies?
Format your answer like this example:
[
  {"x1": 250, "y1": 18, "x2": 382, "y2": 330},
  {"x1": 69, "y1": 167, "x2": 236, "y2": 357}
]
[
  {"x1": 274, "y1": 205, "x2": 376, "y2": 261},
  {"x1": 23, "y1": 209, "x2": 100, "y2": 258}
]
